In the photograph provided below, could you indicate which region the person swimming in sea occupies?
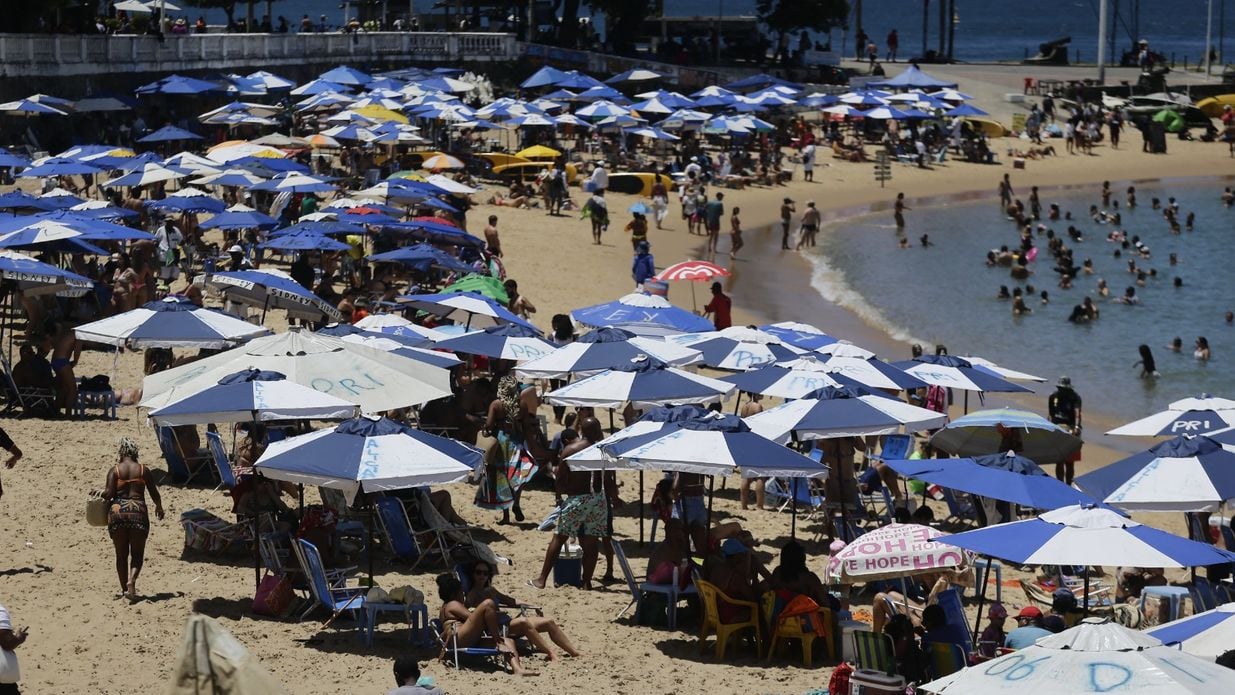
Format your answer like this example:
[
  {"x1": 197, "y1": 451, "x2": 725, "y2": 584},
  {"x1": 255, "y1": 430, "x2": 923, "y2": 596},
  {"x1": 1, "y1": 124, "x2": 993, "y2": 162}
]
[
  {"x1": 1126, "y1": 186, "x2": 1137, "y2": 208},
  {"x1": 1195, "y1": 337, "x2": 1210, "y2": 361},
  {"x1": 1012, "y1": 294, "x2": 1032, "y2": 315},
  {"x1": 1223, "y1": 187, "x2": 1234, "y2": 207},
  {"x1": 1097, "y1": 278, "x2": 1109, "y2": 296},
  {"x1": 1167, "y1": 336, "x2": 1183, "y2": 352},
  {"x1": 1118, "y1": 286, "x2": 1140, "y2": 305},
  {"x1": 997, "y1": 285, "x2": 1011, "y2": 300},
  {"x1": 1185, "y1": 211, "x2": 1195, "y2": 230},
  {"x1": 1135, "y1": 345, "x2": 1159, "y2": 378},
  {"x1": 1040, "y1": 290, "x2": 1050, "y2": 304}
]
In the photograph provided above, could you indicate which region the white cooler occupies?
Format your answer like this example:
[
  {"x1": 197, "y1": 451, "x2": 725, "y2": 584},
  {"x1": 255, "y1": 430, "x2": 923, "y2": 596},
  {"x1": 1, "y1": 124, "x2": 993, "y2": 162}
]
[
  {"x1": 849, "y1": 669, "x2": 906, "y2": 695},
  {"x1": 839, "y1": 620, "x2": 869, "y2": 663}
]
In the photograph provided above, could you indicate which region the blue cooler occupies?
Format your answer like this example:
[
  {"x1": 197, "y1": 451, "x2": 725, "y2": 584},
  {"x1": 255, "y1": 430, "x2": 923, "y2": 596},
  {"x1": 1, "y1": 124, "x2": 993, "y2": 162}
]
[{"x1": 553, "y1": 545, "x2": 583, "y2": 587}]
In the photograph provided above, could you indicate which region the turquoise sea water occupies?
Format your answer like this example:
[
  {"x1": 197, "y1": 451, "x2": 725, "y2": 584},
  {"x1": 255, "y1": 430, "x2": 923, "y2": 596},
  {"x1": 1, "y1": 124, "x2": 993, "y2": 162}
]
[{"x1": 810, "y1": 179, "x2": 1235, "y2": 422}]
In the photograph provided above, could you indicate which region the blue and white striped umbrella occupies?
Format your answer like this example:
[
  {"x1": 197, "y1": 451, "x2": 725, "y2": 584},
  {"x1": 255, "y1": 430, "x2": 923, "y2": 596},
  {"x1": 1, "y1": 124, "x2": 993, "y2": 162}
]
[
  {"x1": 812, "y1": 355, "x2": 928, "y2": 391},
  {"x1": 148, "y1": 369, "x2": 356, "y2": 426},
  {"x1": 574, "y1": 100, "x2": 630, "y2": 119},
  {"x1": 759, "y1": 321, "x2": 838, "y2": 350},
  {"x1": 433, "y1": 324, "x2": 557, "y2": 362},
  {"x1": 256, "y1": 416, "x2": 480, "y2": 503},
  {"x1": 1148, "y1": 602, "x2": 1235, "y2": 659},
  {"x1": 199, "y1": 269, "x2": 342, "y2": 322},
  {"x1": 399, "y1": 291, "x2": 536, "y2": 331},
  {"x1": 565, "y1": 405, "x2": 709, "y2": 471},
  {"x1": 745, "y1": 385, "x2": 949, "y2": 443},
  {"x1": 572, "y1": 293, "x2": 714, "y2": 337},
  {"x1": 722, "y1": 355, "x2": 864, "y2": 398},
  {"x1": 146, "y1": 188, "x2": 227, "y2": 214},
  {"x1": 191, "y1": 169, "x2": 268, "y2": 188},
  {"x1": 0, "y1": 249, "x2": 94, "y2": 296},
  {"x1": 73, "y1": 295, "x2": 270, "y2": 348},
  {"x1": 544, "y1": 355, "x2": 734, "y2": 408},
  {"x1": 249, "y1": 172, "x2": 338, "y2": 194},
  {"x1": 938, "y1": 504, "x2": 1235, "y2": 568},
  {"x1": 929, "y1": 407, "x2": 1081, "y2": 462},
  {"x1": 890, "y1": 354, "x2": 1034, "y2": 393},
  {"x1": 600, "y1": 411, "x2": 829, "y2": 479},
  {"x1": 1106, "y1": 395, "x2": 1235, "y2": 436},
  {"x1": 515, "y1": 327, "x2": 701, "y2": 379},
  {"x1": 673, "y1": 334, "x2": 801, "y2": 371},
  {"x1": 1075, "y1": 435, "x2": 1235, "y2": 512},
  {"x1": 198, "y1": 205, "x2": 279, "y2": 230},
  {"x1": 0, "y1": 216, "x2": 154, "y2": 250},
  {"x1": 334, "y1": 334, "x2": 463, "y2": 370}
]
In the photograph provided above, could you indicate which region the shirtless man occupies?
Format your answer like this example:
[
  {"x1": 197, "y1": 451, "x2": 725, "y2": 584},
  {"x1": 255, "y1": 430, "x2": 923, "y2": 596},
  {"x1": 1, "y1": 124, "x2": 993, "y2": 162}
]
[
  {"x1": 530, "y1": 418, "x2": 617, "y2": 590},
  {"x1": 795, "y1": 201, "x2": 821, "y2": 250},
  {"x1": 483, "y1": 215, "x2": 502, "y2": 257},
  {"x1": 504, "y1": 279, "x2": 536, "y2": 319},
  {"x1": 672, "y1": 471, "x2": 710, "y2": 555},
  {"x1": 739, "y1": 395, "x2": 766, "y2": 510},
  {"x1": 48, "y1": 320, "x2": 81, "y2": 416},
  {"x1": 780, "y1": 197, "x2": 796, "y2": 249}
]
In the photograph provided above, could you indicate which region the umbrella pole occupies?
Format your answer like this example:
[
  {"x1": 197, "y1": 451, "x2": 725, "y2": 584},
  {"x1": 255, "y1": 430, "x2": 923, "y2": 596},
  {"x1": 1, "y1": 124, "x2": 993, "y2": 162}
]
[
  {"x1": 260, "y1": 295, "x2": 269, "y2": 326},
  {"x1": 963, "y1": 391, "x2": 969, "y2": 415},
  {"x1": 971, "y1": 556, "x2": 991, "y2": 649},
  {"x1": 297, "y1": 483, "x2": 304, "y2": 515},
  {"x1": 705, "y1": 475, "x2": 715, "y2": 549},
  {"x1": 732, "y1": 391, "x2": 742, "y2": 415},
  {"x1": 791, "y1": 478, "x2": 798, "y2": 539},
  {"x1": 638, "y1": 470, "x2": 645, "y2": 546},
  {"x1": 367, "y1": 495, "x2": 375, "y2": 588},
  {"x1": 1083, "y1": 571, "x2": 1090, "y2": 617},
  {"x1": 690, "y1": 282, "x2": 697, "y2": 312}
]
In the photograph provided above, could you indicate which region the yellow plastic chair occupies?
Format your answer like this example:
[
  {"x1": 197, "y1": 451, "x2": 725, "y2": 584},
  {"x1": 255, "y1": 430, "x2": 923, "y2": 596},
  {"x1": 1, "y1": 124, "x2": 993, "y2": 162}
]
[
  {"x1": 765, "y1": 594, "x2": 835, "y2": 668},
  {"x1": 696, "y1": 580, "x2": 761, "y2": 660}
]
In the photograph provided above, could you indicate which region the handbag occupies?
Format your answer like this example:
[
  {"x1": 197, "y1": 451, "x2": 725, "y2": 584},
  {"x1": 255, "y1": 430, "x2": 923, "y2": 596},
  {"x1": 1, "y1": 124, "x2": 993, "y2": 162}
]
[
  {"x1": 252, "y1": 573, "x2": 293, "y2": 617},
  {"x1": 86, "y1": 491, "x2": 109, "y2": 527}
]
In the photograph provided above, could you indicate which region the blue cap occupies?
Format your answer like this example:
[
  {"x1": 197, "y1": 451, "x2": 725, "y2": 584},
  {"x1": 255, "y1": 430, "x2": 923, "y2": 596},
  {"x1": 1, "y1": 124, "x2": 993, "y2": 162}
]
[{"x1": 721, "y1": 538, "x2": 751, "y2": 556}]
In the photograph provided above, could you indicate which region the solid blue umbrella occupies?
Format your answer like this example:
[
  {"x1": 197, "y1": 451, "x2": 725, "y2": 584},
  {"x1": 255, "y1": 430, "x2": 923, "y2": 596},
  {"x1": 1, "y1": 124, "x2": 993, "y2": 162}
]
[
  {"x1": 1074, "y1": 435, "x2": 1235, "y2": 512},
  {"x1": 202, "y1": 269, "x2": 342, "y2": 321},
  {"x1": 572, "y1": 293, "x2": 715, "y2": 337},
  {"x1": 73, "y1": 295, "x2": 270, "y2": 348},
  {"x1": 255, "y1": 415, "x2": 481, "y2": 503},
  {"x1": 0, "y1": 191, "x2": 45, "y2": 211},
  {"x1": 725, "y1": 73, "x2": 803, "y2": 93},
  {"x1": 521, "y1": 66, "x2": 570, "y2": 89},
  {"x1": 337, "y1": 210, "x2": 400, "y2": 226},
  {"x1": 138, "y1": 125, "x2": 203, "y2": 143},
  {"x1": 148, "y1": 368, "x2": 357, "y2": 426},
  {"x1": 367, "y1": 243, "x2": 472, "y2": 272},
  {"x1": 384, "y1": 220, "x2": 483, "y2": 248},
  {"x1": 199, "y1": 208, "x2": 280, "y2": 230},
  {"x1": 267, "y1": 220, "x2": 362, "y2": 237},
  {"x1": 0, "y1": 152, "x2": 32, "y2": 169},
  {"x1": 885, "y1": 453, "x2": 1100, "y2": 510},
  {"x1": 432, "y1": 324, "x2": 556, "y2": 362},
  {"x1": 147, "y1": 193, "x2": 227, "y2": 214},
  {"x1": 944, "y1": 103, "x2": 989, "y2": 117},
  {"x1": 17, "y1": 158, "x2": 104, "y2": 178},
  {"x1": 318, "y1": 65, "x2": 372, "y2": 86},
  {"x1": 398, "y1": 291, "x2": 535, "y2": 331},
  {"x1": 258, "y1": 232, "x2": 350, "y2": 252}
]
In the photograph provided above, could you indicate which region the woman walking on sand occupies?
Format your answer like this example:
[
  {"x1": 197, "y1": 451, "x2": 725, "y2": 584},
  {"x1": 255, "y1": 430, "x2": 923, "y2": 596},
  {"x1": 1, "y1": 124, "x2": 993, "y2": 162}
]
[
  {"x1": 99, "y1": 437, "x2": 164, "y2": 601},
  {"x1": 729, "y1": 207, "x2": 744, "y2": 259}
]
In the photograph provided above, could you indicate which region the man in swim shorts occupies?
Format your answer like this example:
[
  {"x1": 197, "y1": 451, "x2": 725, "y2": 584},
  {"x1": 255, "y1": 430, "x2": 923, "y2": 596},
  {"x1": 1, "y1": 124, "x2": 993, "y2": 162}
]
[{"x1": 672, "y1": 471, "x2": 709, "y2": 554}]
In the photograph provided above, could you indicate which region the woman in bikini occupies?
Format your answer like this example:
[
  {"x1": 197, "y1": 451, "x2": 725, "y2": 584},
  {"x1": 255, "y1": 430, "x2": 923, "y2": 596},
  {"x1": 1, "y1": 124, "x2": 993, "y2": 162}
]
[
  {"x1": 100, "y1": 437, "x2": 164, "y2": 601},
  {"x1": 436, "y1": 573, "x2": 536, "y2": 676},
  {"x1": 464, "y1": 560, "x2": 580, "y2": 661}
]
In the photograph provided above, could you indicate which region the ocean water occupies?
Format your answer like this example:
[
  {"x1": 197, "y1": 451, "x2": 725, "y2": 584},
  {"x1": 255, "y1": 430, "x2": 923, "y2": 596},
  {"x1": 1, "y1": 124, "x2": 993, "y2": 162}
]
[
  {"x1": 186, "y1": 0, "x2": 1230, "y2": 65},
  {"x1": 810, "y1": 179, "x2": 1235, "y2": 423}
]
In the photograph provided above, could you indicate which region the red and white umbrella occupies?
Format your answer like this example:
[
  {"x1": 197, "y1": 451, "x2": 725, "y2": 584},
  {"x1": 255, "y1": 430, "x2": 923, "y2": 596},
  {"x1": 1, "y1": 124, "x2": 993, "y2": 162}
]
[
  {"x1": 654, "y1": 260, "x2": 731, "y2": 309},
  {"x1": 826, "y1": 523, "x2": 970, "y2": 582}
]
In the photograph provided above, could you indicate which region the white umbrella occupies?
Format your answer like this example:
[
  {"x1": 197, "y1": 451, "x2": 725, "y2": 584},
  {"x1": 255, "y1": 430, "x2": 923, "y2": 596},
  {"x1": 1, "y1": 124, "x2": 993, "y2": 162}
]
[
  {"x1": 920, "y1": 618, "x2": 1235, "y2": 694},
  {"x1": 1106, "y1": 395, "x2": 1235, "y2": 436},
  {"x1": 148, "y1": 369, "x2": 358, "y2": 426},
  {"x1": 1147, "y1": 602, "x2": 1235, "y2": 659},
  {"x1": 140, "y1": 330, "x2": 452, "y2": 413},
  {"x1": 826, "y1": 523, "x2": 968, "y2": 582}
]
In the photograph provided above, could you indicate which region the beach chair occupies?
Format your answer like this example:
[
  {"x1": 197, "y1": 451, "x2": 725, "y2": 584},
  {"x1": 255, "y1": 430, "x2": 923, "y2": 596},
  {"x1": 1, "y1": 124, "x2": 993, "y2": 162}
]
[
  {"x1": 764, "y1": 595, "x2": 834, "y2": 667},
  {"x1": 293, "y1": 538, "x2": 368, "y2": 624},
  {"x1": 157, "y1": 426, "x2": 211, "y2": 484},
  {"x1": 870, "y1": 434, "x2": 913, "y2": 466},
  {"x1": 317, "y1": 486, "x2": 368, "y2": 538},
  {"x1": 205, "y1": 431, "x2": 236, "y2": 490},
  {"x1": 431, "y1": 618, "x2": 504, "y2": 670},
  {"x1": 925, "y1": 641, "x2": 967, "y2": 678},
  {"x1": 696, "y1": 580, "x2": 761, "y2": 660},
  {"x1": 830, "y1": 513, "x2": 867, "y2": 544},
  {"x1": 400, "y1": 488, "x2": 493, "y2": 568},
  {"x1": 933, "y1": 589, "x2": 973, "y2": 655},
  {"x1": 613, "y1": 538, "x2": 696, "y2": 629},
  {"x1": 73, "y1": 377, "x2": 117, "y2": 419},
  {"x1": 850, "y1": 630, "x2": 896, "y2": 676},
  {"x1": 1190, "y1": 577, "x2": 1219, "y2": 613},
  {"x1": 374, "y1": 496, "x2": 429, "y2": 569},
  {"x1": 0, "y1": 350, "x2": 56, "y2": 418},
  {"x1": 940, "y1": 488, "x2": 980, "y2": 527}
]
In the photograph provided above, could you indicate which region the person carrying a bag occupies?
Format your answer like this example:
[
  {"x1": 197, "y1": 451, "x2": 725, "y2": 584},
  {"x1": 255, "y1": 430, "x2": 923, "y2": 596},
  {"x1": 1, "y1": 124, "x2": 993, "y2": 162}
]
[{"x1": 0, "y1": 601, "x2": 28, "y2": 694}]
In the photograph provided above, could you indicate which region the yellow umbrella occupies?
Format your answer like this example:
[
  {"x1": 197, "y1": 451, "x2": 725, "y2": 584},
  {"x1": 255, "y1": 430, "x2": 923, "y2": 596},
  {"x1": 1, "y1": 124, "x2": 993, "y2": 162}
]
[
  {"x1": 353, "y1": 105, "x2": 409, "y2": 125},
  {"x1": 515, "y1": 144, "x2": 561, "y2": 160},
  {"x1": 389, "y1": 170, "x2": 427, "y2": 181}
]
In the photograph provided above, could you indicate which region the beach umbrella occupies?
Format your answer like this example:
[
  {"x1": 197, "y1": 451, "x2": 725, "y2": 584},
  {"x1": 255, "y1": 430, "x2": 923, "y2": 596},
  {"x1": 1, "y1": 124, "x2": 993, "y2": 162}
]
[
  {"x1": 758, "y1": 321, "x2": 838, "y2": 350},
  {"x1": 442, "y1": 274, "x2": 508, "y2": 303},
  {"x1": 34, "y1": 189, "x2": 85, "y2": 209},
  {"x1": 1074, "y1": 435, "x2": 1235, "y2": 512},
  {"x1": 1106, "y1": 394, "x2": 1235, "y2": 436},
  {"x1": 255, "y1": 415, "x2": 479, "y2": 504},
  {"x1": 884, "y1": 453, "x2": 1100, "y2": 511},
  {"x1": 101, "y1": 162, "x2": 189, "y2": 188},
  {"x1": 544, "y1": 355, "x2": 735, "y2": 409},
  {"x1": 268, "y1": 220, "x2": 361, "y2": 237},
  {"x1": 826, "y1": 523, "x2": 967, "y2": 582},
  {"x1": 138, "y1": 125, "x2": 203, "y2": 143},
  {"x1": 0, "y1": 249, "x2": 94, "y2": 296},
  {"x1": 73, "y1": 295, "x2": 270, "y2": 349},
  {"x1": 606, "y1": 68, "x2": 666, "y2": 84},
  {"x1": 931, "y1": 89, "x2": 974, "y2": 101},
  {"x1": 626, "y1": 127, "x2": 680, "y2": 141},
  {"x1": 572, "y1": 293, "x2": 714, "y2": 337},
  {"x1": 68, "y1": 201, "x2": 138, "y2": 220},
  {"x1": 566, "y1": 405, "x2": 708, "y2": 469},
  {"x1": 868, "y1": 65, "x2": 957, "y2": 90},
  {"x1": 957, "y1": 355, "x2": 1046, "y2": 382},
  {"x1": 199, "y1": 269, "x2": 342, "y2": 322},
  {"x1": 1147, "y1": 602, "x2": 1235, "y2": 659},
  {"x1": 505, "y1": 113, "x2": 559, "y2": 128},
  {"x1": 702, "y1": 116, "x2": 752, "y2": 135},
  {"x1": 258, "y1": 232, "x2": 350, "y2": 252},
  {"x1": 73, "y1": 94, "x2": 133, "y2": 112},
  {"x1": 863, "y1": 107, "x2": 911, "y2": 120},
  {"x1": 675, "y1": 333, "x2": 801, "y2": 371},
  {"x1": 421, "y1": 154, "x2": 465, "y2": 171},
  {"x1": 147, "y1": 188, "x2": 227, "y2": 214},
  {"x1": 317, "y1": 66, "x2": 372, "y2": 87},
  {"x1": 433, "y1": 324, "x2": 556, "y2": 362},
  {"x1": 515, "y1": 327, "x2": 702, "y2": 379},
  {"x1": 198, "y1": 205, "x2": 278, "y2": 230},
  {"x1": 939, "y1": 504, "x2": 1235, "y2": 568},
  {"x1": 930, "y1": 407, "x2": 1083, "y2": 462},
  {"x1": 652, "y1": 259, "x2": 731, "y2": 309},
  {"x1": 245, "y1": 70, "x2": 296, "y2": 90},
  {"x1": 163, "y1": 151, "x2": 224, "y2": 174},
  {"x1": 414, "y1": 76, "x2": 474, "y2": 94},
  {"x1": 249, "y1": 172, "x2": 338, "y2": 194},
  {"x1": 746, "y1": 385, "x2": 949, "y2": 443},
  {"x1": 0, "y1": 152, "x2": 31, "y2": 169},
  {"x1": 629, "y1": 97, "x2": 674, "y2": 115},
  {"x1": 0, "y1": 99, "x2": 69, "y2": 116},
  {"x1": 822, "y1": 104, "x2": 869, "y2": 118},
  {"x1": 0, "y1": 191, "x2": 44, "y2": 212},
  {"x1": 149, "y1": 369, "x2": 357, "y2": 427},
  {"x1": 398, "y1": 291, "x2": 535, "y2": 331},
  {"x1": 891, "y1": 354, "x2": 1033, "y2": 394},
  {"x1": 328, "y1": 333, "x2": 463, "y2": 371},
  {"x1": 943, "y1": 103, "x2": 989, "y2": 117},
  {"x1": 366, "y1": 244, "x2": 472, "y2": 273},
  {"x1": 17, "y1": 158, "x2": 103, "y2": 178},
  {"x1": 141, "y1": 331, "x2": 451, "y2": 413},
  {"x1": 514, "y1": 144, "x2": 561, "y2": 160},
  {"x1": 556, "y1": 72, "x2": 607, "y2": 91},
  {"x1": 347, "y1": 314, "x2": 439, "y2": 339},
  {"x1": 920, "y1": 618, "x2": 1235, "y2": 694},
  {"x1": 0, "y1": 213, "x2": 152, "y2": 246},
  {"x1": 190, "y1": 169, "x2": 267, "y2": 188},
  {"x1": 315, "y1": 321, "x2": 429, "y2": 349},
  {"x1": 720, "y1": 356, "x2": 868, "y2": 398},
  {"x1": 520, "y1": 66, "x2": 570, "y2": 89},
  {"x1": 574, "y1": 100, "x2": 630, "y2": 119},
  {"x1": 839, "y1": 91, "x2": 889, "y2": 106},
  {"x1": 811, "y1": 355, "x2": 929, "y2": 391},
  {"x1": 136, "y1": 75, "x2": 221, "y2": 96}
]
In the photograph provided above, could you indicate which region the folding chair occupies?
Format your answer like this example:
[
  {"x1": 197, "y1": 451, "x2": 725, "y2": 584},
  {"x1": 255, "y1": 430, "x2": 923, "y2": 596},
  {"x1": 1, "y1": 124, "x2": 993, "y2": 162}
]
[
  {"x1": 0, "y1": 349, "x2": 56, "y2": 417},
  {"x1": 205, "y1": 431, "x2": 236, "y2": 490},
  {"x1": 374, "y1": 496, "x2": 430, "y2": 569},
  {"x1": 157, "y1": 426, "x2": 212, "y2": 484},
  {"x1": 764, "y1": 595, "x2": 834, "y2": 667},
  {"x1": 933, "y1": 589, "x2": 973, "y2": 656},
  {"x1": 613, "y1": 538, "x2": 696, "y2": 629},
  {"x1": 431, "y1": 618, "x2": 503, "y2": 670},
  {"x1": 870, "y1": 434, "x2": 913, "y2": 465},
  {"x1": 850, "y1": 629, "x2": 896, "y2": 676},
  {"x1": 925, "y1": 641, "x2": 967, "y2": 678},
  {"x1": 940, "y1": 488, "x2": 980, "y2": 527},
  {"x1": 292, "y1": 538, "x2": 368, "y2": 624},
  {"x1": 1190, "y1": 577, "x2": 1219, "y2": 613}
]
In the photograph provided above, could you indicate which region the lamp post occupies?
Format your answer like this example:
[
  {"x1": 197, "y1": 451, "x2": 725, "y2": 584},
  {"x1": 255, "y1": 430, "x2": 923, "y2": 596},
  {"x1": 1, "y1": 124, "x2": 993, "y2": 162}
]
[
  {"x1": 1096, "y1": 0, "x2": 1108, "y2": 84},
  {"x1": 1204, "y1": 0, "x2": 1214, "y2": 76}
]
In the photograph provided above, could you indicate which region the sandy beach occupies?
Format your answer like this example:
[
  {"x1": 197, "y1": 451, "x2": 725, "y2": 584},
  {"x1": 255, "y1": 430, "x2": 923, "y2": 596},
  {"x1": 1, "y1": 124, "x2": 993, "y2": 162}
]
[{"x1": 2, "y1": 62, "x2": 1234, "y2": 694}]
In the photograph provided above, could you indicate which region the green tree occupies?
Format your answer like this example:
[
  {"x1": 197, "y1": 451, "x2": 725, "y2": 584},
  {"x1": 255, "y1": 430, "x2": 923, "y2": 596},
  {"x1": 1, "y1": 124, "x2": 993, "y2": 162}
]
[{"x1": 756, "y1": 0, "x2": 849, "y2": 36}]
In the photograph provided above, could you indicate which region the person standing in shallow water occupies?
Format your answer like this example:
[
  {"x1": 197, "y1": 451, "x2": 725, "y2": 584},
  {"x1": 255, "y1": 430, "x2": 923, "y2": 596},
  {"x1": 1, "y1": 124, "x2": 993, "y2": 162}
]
[
  {"x1": 1047, "y1": 377, "x2": 1082, "y2": 485},
  {"x1": 894, "y1": 193, "x2": 909, "y2": 230}
]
